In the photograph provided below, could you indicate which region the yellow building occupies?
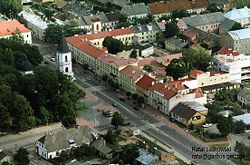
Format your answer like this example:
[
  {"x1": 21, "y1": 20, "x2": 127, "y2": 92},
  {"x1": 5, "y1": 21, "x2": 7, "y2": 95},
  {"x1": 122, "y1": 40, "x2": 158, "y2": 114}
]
[{"x1": 170, "y1": 102, "x2": 206, "y2": 126}]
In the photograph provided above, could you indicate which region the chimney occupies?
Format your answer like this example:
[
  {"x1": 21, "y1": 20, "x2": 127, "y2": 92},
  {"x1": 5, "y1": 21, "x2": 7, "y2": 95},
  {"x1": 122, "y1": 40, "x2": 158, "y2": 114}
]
[{"x1": 152, "y1": 81, "x2": 155, "y2": 86}]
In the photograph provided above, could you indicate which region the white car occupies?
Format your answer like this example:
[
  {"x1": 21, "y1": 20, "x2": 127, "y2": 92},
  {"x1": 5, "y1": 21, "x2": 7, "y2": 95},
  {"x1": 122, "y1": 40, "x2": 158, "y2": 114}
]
[{"x1": 202, "y1": 123, "x2": 212, "y2": 128}]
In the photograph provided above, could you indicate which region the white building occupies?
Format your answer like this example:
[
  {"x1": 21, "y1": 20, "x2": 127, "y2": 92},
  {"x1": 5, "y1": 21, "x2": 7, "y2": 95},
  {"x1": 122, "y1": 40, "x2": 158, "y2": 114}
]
[
  {"x1": 224, "y1": 7, "x2": 250, "y2": 28},
  {"x1": 18, "y1": 10, "x2": 48, "y2": 40},
  {"x1": 36, "y1": 126, "x2": 95, "y2": 160},
  {"x1": 56, "y1": 38, "x2": 74, "y2": 80},
  {"x1": 0, "y1": 20, "x2": 32, "y2": 44},
  {"x1": 213, "y1": 48, "x2": 250, "y2": 83}
]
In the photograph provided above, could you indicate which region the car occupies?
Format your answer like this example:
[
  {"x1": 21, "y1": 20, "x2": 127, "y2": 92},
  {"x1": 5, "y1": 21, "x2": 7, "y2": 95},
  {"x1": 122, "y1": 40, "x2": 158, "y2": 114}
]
[
  {"x1": 133, "y1": 106, "x2": 139, "y2": 111},
  {"x1": 202, "y1": 123, "x2": 212, "y2": 128},
  {"x1": 50, "y1": 57, "x2": 56, "y2": 62},
  {"x1": 122, "y1": 122, "x2": 131, "y2": 126},
  {"x1": 103, "y1": 110, "x2": 113, "y2": 117},
  {"x1": 112, "y1": 103, "x2": 118, "y2": 107},
  {"x1": 119, "y1": 97, "x2": 126, "y2": 101},
  {"x1": 97, "y1": 106, "x2": 104, "y2": 112},
  {"x1": 44, "y1": 61, "x2": 49, "y2": 65}
]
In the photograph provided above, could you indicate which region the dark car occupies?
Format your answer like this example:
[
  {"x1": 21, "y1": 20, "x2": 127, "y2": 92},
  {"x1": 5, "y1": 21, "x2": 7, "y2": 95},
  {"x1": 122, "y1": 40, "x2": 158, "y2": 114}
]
[
  {"x1": 119, "y1": 97, "x2": 126, "y2": 101},
  {"x1": 112, "y1": 103, "x2": 118, "y2": 107},
  {"x1": 133, "y1": 106, "x2": 139, "y2": 111},
  {"x1": 44, "y1": 61, "x2": 49, "y2": 65},
  {"x1": 103, "y1": 110, "x2": 113, "y2": 117},
  {"x1": 122, "y1": 122, "x2": 131, "y2": 126}
]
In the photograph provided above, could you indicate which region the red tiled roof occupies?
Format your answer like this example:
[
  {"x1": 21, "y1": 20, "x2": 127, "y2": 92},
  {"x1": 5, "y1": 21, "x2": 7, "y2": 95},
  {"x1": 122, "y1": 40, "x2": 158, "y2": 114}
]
[
  {"x1": 163, "y1": 89, "x2": 177, "y2": 100},
  {"x1": 148, "y1": 0, "x2": 208, "y2": 15},
  {"x1": 210, "y1": 71, "x2": 226, "y2": 76},
  {"x1": 157, "y1": 22, "x2": 166, "y2": 31},
  {"x1": 0, "y1": 20, "x2": 30, "y2": 37},
  {"x1": 182, "y1": 30, "x2": 198, "y2": 39},
  {"x1": 98, "y1": 54, "x2": 137, "y2": 67},
  {"x1": 217, "y1": 47, "x2": 240, "y2": 56},
  {"x1": 149, "y1": 82, "x2": 165, "y2": 92},
  {"x1": 190, "y1": 69, "x2": 205, "y2": 77},
  {"x1": 190, "y1": 88, "x2": 204, "y2": 98},
  {"x1": 138, "y1": 57, "x2": 165, "y2": 68},
  {"x1": 121, "y1": 65, "x2": 146, "y2": 81},
  {"x1": 66, "y1": 36, "x2": 106, "y2": 59},
  {"x1": 71, "y1": 28, "x2": 134, "y2": 41},
  {"x1": 158, "y1": 53, "x2": 183, "y2": 65},
  {"x1": 136, "y1": 74, "x2": 156, "y2": 90}
]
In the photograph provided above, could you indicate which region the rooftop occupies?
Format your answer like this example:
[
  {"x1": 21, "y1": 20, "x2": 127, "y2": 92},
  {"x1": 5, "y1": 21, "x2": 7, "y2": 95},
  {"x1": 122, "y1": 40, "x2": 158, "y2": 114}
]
[
  {"x1": 97, "y1": 54, "x2": 137, "y2": 67},
  {"x1": 58, "y1": 38, "x2": 70, "y2": 53},
  {"x1": 148, "y1": 0, "x2": 208, "y2": 15},
  {"x1": 18, "y1": 10, "x2": 48, "y2": 30},
  {"x1": 66, "y1": 37, "x2": 107, "y2": 59},
  {"x1": 171, "y1": 102, "x2": 198, "y2": 120},
  {"x1": 165, "y1": 36, "x2": 188, "y2": 48},
  {"x1": 136, "y1": 152, "x2": 159, "y2": 165},
  {"x1": 182, "y1": 12, "x2": 224, "y2": 27},
  {"x1": 228, "y1": 28, "x2": 250, "y2": 40},
  {"x1": 232, "y1": 113, "x2": 250, "y2": 125},
  {"x1": 224, "y1": 7, "x2": 250, "y2": 21},
  {"x1": 121, "y1": 3, "x2": 149, "y2": 16},
  {"x1": 132, "y1": 22, "x2": 160, "y2": 33},
  {"x1": 121, "y1": 65, "x2": 147, "y2": 81},
  {"x1": 0, "y1": 20, "x2": 30, "y2": 37},
  {"x1": 182, "y1": 101, "x2": 208, "y2": 112},
  {"x1": 136, "y1": 74, "x2": 156, "y2": 90}
]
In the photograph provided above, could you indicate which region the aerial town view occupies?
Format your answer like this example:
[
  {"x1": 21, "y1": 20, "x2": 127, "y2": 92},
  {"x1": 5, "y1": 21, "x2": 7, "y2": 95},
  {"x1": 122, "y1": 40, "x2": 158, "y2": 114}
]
[{"x1": 1, "y1": 0, "x2": 250, "y2": 164}]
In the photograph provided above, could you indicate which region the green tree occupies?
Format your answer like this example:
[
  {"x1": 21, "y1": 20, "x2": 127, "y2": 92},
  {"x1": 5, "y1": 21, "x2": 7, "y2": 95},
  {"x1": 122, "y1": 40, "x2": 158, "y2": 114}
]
[
  {"x1": 206, "y1": 4, "x2": 223, "y2": 13},
  {"x1": 111, "y1": 112, "x2": 124, "y2": 128},
  {"x1": 105, "y1": 129, "x2": 116, "y2": 144},
  {"x1": 44, "y1": 24, "x2": 63, "y2": 44},
  {"x1": 164, "y1": 21, "x2": 179, "y2": 38},
  {"x1": 63, "y1": 21, "x2": 86, "y2": 37},
  {"x1": 58, "y1": 150, "x2": 70, "y2": 163},
  {"x1": 230, "y1": 22, "x2": 243, "y2": 31},
  {"x1": 183, "y1": 46, "x2": 212, "y2": 71},
  {"x1": 2, "y1": 161, "x2": 10, "y2": 165},
  {"x1": 143, "y1": 65, "x2": 154, "y2": 73},
  {"x1": 62, "y1": 115, "x2": 76, "y2": 128},
  {"x1": 0, "y1": 104, "x2": 13, "y2": 132},
  {"x1": 14, "y1": 148, "x2": 30, "y2": 165},
  {"x1": 217, "y1": 116, "x2": 234, "y2": 136},
  {"x1": 0, "y1": 0, "x2": 22, "y2": 18},
  {"x1": 120, "y1": 144, "x2": 139, "y2": 164},
  {"x1": 166, "y1": 58, "x2": 188, "y2": 80},
  {"x1": 171, "y1": 9, "x2": 190, "y2": 19},
  {"x1": 75, "y1": 144, "x2": 96, "y2": 158},
  {"x1": 103, "y1": 37, "x2": 125, "y2": 54},
  {"x1": 234, "y1": 120, "x2": 246, "y2": 134},
  {"x1": 9, "y1": 29, "x2": 24, "y2": 43},
  {"x1": 130, "y1": 49, "x2": 137, "y2": 58},
  {"x1": 235, "y1": 141, "x2": 246, "y2": 160},
  {"x1": 102, "y1": 74, "x2": 108, "y2": 85}
]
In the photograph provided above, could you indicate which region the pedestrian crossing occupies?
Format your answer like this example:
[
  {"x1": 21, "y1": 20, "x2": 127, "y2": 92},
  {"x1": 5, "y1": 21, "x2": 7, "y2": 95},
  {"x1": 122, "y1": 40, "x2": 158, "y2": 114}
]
[
  {"x1": 137, "y1": 122, "x2": 165, "y2": 130},
  {"x1": 86, "y1": 86, "x2": 107, "y2": 92}
]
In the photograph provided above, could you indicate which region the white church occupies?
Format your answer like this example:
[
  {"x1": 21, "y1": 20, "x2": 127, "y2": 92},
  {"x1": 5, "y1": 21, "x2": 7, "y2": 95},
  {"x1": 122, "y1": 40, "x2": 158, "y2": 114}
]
[{"x1": 56, "y1": 38, "x2": 75, "y2": 80}]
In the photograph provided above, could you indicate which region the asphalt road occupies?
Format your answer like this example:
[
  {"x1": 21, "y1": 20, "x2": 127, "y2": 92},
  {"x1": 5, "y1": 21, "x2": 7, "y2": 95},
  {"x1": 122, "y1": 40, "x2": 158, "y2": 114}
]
[{"x1": 73, "y1": 68, "x2": 236, "y2": 165}]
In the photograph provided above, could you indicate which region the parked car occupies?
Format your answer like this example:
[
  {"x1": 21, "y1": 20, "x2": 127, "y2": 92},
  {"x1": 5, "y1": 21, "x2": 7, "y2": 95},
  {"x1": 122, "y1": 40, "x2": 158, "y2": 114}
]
[
  {"x1": 44, "y1": 61, "x2": 49, "y2": 65},
  {"x1": 133, "y1": 106, "x2": 139, "y2": 111},
  {"x1": 112, "y1": 103, "x2": 118, "y2": 107},
  {"x1": 122, "y1": 122, "x2": 131, "y2": 126},
  {"x1": 119, "y1": 97, "x2": 126, "y2": 101},
  {"x1": 50, "y1": 57, "x2": 56, "y2": 62},
  {"x1": 202, "y1": 123, "x2": 212, "y2": 128},
  {"x1": 103, "y1": 110, "x2": 113, "y2": 117}
]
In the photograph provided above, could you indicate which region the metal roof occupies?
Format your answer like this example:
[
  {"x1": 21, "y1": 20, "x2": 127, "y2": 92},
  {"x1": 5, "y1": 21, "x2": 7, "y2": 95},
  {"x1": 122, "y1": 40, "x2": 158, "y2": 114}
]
[
  {"x1": 232, "y1": 113, "x2": 250, "y2": 125},
  {"x1": 228, "y1": 28, "x2": 250, "y2": 40}
]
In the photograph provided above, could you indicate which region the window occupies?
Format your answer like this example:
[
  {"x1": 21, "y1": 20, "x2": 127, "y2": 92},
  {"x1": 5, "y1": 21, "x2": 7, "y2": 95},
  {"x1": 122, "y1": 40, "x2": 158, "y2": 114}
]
[
  {"x1": 65, "y1": 56, "x2": 68, "y2": 62},
  {"x1": 65, "y1": 67, "x2": 68, "y2": 72}
]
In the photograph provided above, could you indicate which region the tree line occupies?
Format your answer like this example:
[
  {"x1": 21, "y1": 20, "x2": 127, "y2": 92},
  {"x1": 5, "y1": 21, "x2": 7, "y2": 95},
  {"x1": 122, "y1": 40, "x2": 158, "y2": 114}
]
[{"x1": 0, "y1": 39, "x2": 85, "y2": 132}]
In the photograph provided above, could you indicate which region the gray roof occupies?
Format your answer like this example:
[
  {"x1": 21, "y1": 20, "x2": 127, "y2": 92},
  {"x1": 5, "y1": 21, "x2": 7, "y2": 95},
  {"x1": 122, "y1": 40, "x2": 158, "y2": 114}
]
[
  {"x1": 106, "y1": 12, "x2": 122, "y2": 22},
  {"x1": 121, "y1": 3, "x2": 149, "y2": 17},
  {"x1": 182, "y1": 101, "x2": 208, "y2": 112},
  {"x1": 171, "y1": 103, "x2": 197, "y2": 120},
  {"x1": 208, "y1": 0, "x2": 228, "y2": 5},
  {"x1": 96, "y1": 0, "x2": 130, "y2": 7},
  {"x1": 136, "y1": 152, "x2": 159, "y2": 165},
  {"x1": 96, "y1": 12, "x2": 109, "y2": 23},
  {"x1": 165, "y1": 37, "x2": 188, "y2": 48},
  {"x1": 132, "y1": 22, "x2": 160, "y2": 33},
  {"x1": 188, "y1": 25, "x2": 221, "y2": 42},
  {"x1": 232, "y1": 113, "x2": 250, "y2": 125},
  {"x1": 91, "y1": 138, "x2": 112, "y2": 155},
  {"x1": 38, "y1": 126, "x2": 94, "y2": 152},
  {"x1": 238, "y1": 88, "x2": 250, "y2": 101},
  {"x1": 58, "y1": 38, "x2": 70, "y2": 53},
  {"x1": 228, "y1": 28, "x2": 250, "y2": 40},
  {"x1": 183, "y1": 12, "x2": 224, "y2": 27},
  {"x1": 219, "y1": 18, "x2": 237, "y2": 30}
]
